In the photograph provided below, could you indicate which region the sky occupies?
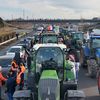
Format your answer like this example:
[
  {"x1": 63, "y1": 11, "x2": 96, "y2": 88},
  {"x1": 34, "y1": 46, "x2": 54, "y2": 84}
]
[{"x1": 0, "y1": 0, "x2": 100, "y2": 19}]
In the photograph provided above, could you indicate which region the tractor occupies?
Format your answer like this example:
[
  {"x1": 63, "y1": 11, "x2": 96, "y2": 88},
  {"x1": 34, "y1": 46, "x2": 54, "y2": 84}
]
[
  {"x1": 85, "y1": 34, "x2": 100, "y2": 94},
  {"x1": 13, "y1": 44, "x2": 85, "y2": 100},
  {"x1": 39, "y1": 33, "x2": 59, "y2": 43},
  {"x1": 39, "y1": 32, "x2": 64, "y2": 44},
  {"x1": 71, "y1": 32, "x2": 84, "y2": 50},
  {"x1": 33, "y1": 32, "x2": 64, "y2": 44},
  {"x1": 85, "y1": 34, "x2": 100, "y2": 78}
]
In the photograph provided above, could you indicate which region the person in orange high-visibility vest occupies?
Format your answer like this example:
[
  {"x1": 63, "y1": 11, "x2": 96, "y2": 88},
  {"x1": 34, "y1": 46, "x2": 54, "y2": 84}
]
[
  {"x1": 11, "y1": 60, "x2": 18, "y2": 71},
  {"x1": 16, "y1": 63, "x2": 26, "y2": 90},
  {"x1": 10, "y1": 60, "x2": 18, "y2": 77}
]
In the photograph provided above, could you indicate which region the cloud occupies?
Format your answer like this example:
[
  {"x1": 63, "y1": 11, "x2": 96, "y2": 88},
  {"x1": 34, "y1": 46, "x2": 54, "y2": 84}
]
[
  {"x1": 47, "y1": 0, "x2": 100, "y2": 10},
  {"x1": 0, "y1": 0, "x2": 100, "y2": 19}
]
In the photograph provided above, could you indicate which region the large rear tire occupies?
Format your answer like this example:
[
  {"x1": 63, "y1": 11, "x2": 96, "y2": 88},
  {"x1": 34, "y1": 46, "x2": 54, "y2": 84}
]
[
  {"x1": 88, "y1": 65, "x2": 96, "y2": 78},
  {"x1": 87, "y1": 59, "x2": 97, "y2": 78},
  {"x1": 27, "y1": 73, "x2": 35, "y2": 91}
]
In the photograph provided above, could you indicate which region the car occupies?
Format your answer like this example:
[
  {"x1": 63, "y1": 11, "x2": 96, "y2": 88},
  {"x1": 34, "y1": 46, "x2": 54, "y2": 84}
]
[
  {"x1": 17, "y1": 39, "x2": 31, "y2": 49},
  {"x1": 26, "y1": 37, "x2": 35, "y2": 42},
  {"x1": 6, "y1": 46, "x2": 25, "y2": 59},
  {"x1": 0, "y1": 54, "x2": 14, "y2": 77},
  {"x1": 25, "y1": 37, "x2": 35, "y2": 47}
]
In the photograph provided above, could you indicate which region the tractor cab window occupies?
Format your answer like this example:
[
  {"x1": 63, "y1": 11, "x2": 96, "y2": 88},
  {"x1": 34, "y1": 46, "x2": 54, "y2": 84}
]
[
  {"x1": 92, "y1": 38, "x2": 100, "y2": 48},
  {"x1": 36, "y1": 47, "x2": 63, "y2": 72},
  {"x1": 73, "y1": 33, "x2": 83, "y2": 40},
  {"x1": 42, "y1": 35, "x2": 58, "y2": 43}
]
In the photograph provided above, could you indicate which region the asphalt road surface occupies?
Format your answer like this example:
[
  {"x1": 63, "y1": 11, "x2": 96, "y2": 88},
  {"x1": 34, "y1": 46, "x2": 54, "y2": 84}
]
[
  {"x1": 0, "y1": 29, "x2": 100, "y2": 100},
  {"x1": 0, "y1": 29, "x2": 33, "y2": 56},
  {"x1": 78, "y1": 67, "x2": 100, "y2": 100}
]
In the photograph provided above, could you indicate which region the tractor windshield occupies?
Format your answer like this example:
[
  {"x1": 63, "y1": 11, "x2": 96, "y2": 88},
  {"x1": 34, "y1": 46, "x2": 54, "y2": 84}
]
[
  {"x1": 42, "y1": 35, "x2": 58, "y2": 43},
  {"x1": 36, "y1": 47, "x2": 63, "y2": 71},
  {"x1": 92, "y1": 39, "x2": 100, "y2": 48},
  {"x1": 73, "y1": 33, "x2": 83, "y2": 40}
]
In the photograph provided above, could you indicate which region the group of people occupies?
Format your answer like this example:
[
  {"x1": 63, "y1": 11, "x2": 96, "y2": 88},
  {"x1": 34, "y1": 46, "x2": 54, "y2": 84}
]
[
  {"x1": 66, "y1": 47, "x2": 80, "y2": 82},
  {"x1": 63, "y1": 34, "x2": 80, "y2": 82},
  {"x1": 0, "y1": 53, "x2": 26, "y2": 100}
]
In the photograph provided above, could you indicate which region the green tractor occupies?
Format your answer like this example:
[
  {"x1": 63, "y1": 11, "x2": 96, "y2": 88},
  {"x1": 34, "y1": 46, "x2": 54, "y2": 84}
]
[
  {"x1": 71, "y1": 32, "x2": 84, "y2": 50},
  {"x1": 13, "y1": 44, "x2": 85, "y2": 100}
]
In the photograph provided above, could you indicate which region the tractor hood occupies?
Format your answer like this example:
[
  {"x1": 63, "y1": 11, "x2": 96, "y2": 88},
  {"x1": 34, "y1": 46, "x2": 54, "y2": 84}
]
[{"x1": 38, "y1": 70, "x2": 60, "y2": 100}]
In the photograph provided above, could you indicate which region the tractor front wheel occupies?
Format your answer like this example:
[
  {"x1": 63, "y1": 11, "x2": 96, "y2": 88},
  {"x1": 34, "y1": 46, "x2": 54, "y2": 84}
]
[{"x1": 87, "y1": 59, "x2": 97, "y2": 78}]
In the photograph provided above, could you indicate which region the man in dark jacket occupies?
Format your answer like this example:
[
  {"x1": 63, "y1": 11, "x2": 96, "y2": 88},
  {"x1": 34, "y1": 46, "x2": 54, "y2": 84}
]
[{"x1": 6, "y1": 72, "x2": 16, "y2": 100}]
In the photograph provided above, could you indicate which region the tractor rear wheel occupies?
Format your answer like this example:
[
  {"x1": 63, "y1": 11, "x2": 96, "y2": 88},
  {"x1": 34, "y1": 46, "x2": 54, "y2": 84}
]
[
  {"x1": 87, "y1": 59, "x2": 97, "y2": 78},
  {"x1": 88, "y1": 65, "x2": 95, "y2": 78}
]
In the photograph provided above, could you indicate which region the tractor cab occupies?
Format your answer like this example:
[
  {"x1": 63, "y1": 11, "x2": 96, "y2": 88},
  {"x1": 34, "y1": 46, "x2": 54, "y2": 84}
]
[
  {"x1": 90, "y1": 35, "x2": 100, "y2": 64},
  {"x1": 72, "y1": 32, "x2": 84, "y2": 49},
  {"x1": 35, "y1": 44, "x2": 64, "y2": 81},
  {"x1": 40, "y1": 33, "x2": 58, "y2": 43},
  {"x1": 72, "y1": 32, "x2": 84, "y2": 41},
  {"x1": 39, "y1": 33, "x2": 64, "y2": 44}
]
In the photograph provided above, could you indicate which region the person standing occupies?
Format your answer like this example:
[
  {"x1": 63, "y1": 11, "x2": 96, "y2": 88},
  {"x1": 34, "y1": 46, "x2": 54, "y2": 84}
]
[
  {"x1": 10, "y1": 60, "x2": 18, "y2": 77},
  {"x1": 16, "y1": 32, "x2": 19, "y2": 40},
  {"x1": 6, "y1": 71, "x2": 16, "y2": 100},
  {"x1": 16, "y1": 63, "x2": 26, "y2": 90},
  {"x1": 68, "y1": 47, "x2": 80, "y2": 81},
  {"x1": 0, "y1": 66, "x2": 7, "y2": 100}
]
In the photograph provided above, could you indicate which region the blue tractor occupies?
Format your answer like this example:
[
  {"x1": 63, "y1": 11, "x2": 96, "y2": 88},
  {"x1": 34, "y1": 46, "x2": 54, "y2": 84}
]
[{"x1": 86, "y1": 34, "x2": 100, "y2": 78}]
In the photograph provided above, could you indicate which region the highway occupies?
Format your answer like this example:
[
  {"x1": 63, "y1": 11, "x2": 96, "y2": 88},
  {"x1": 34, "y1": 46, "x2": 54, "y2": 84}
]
[
  {"x1": 0, "y1": 29, "x2": 33, "y2": 56},
  {"x1": 0, "y1": 29, "x2": 100, "y2": 100},
  {"x1": 78, "y1": 67, "x2": 100, "y2": 100}
]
